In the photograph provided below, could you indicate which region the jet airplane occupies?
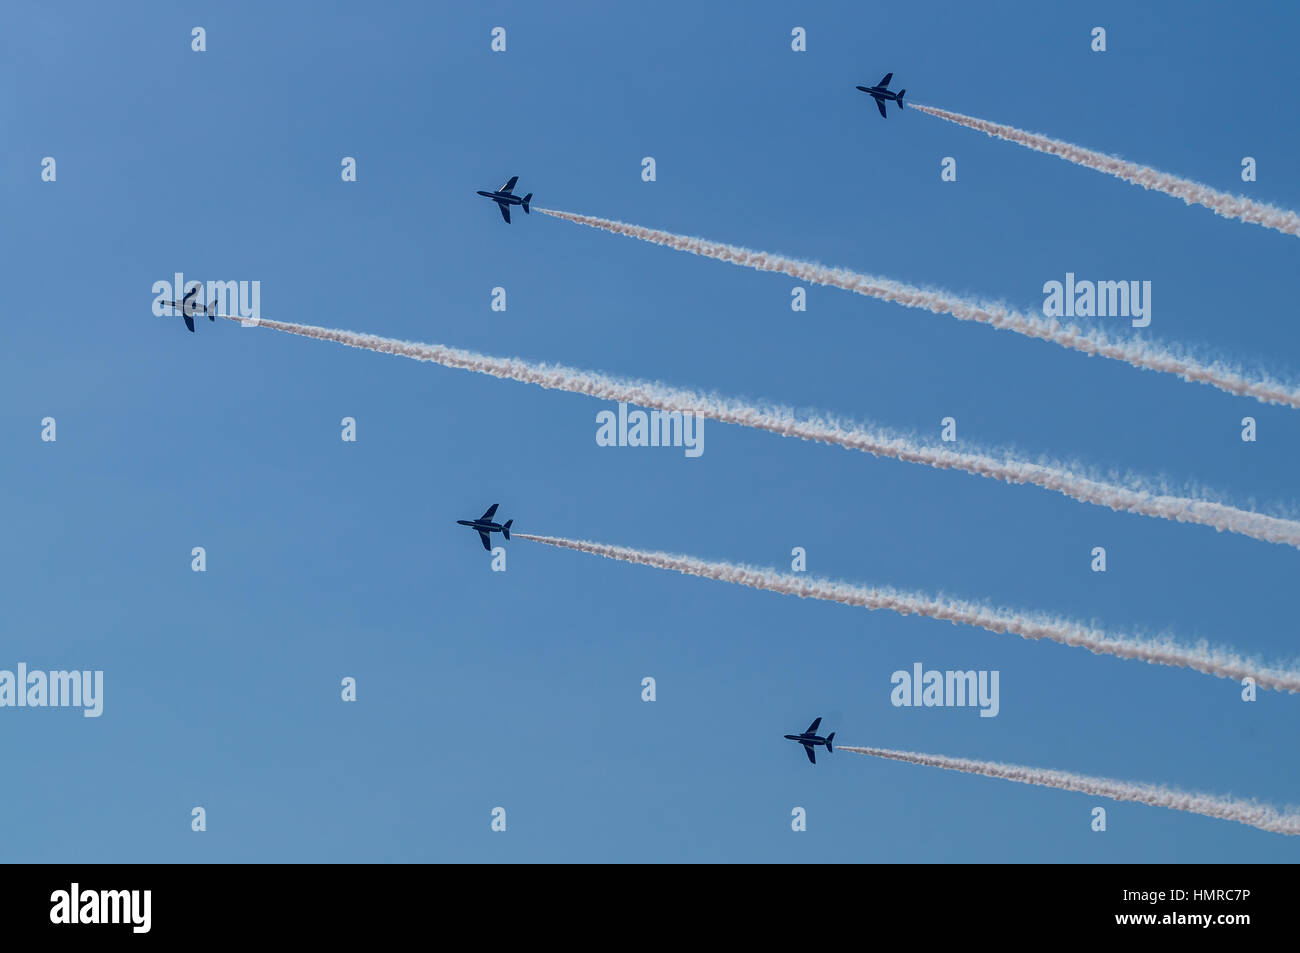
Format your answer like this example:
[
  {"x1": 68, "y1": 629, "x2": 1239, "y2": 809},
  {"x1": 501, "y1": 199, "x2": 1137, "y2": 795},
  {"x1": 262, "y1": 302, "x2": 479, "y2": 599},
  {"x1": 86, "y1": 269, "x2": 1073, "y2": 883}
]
[
  {"x1": 476, "y1": 176, "x2": 533, "y2": 224},
  {"x1": 784, "y1": 716, "x2": 835, "y2": 765},
  {"x1": 457, "y1": 503, "x2": 513, "y2": 551},
  {"x1": 159, "y1": 286, "x2": 218, "y2": 332},
  {"x1": 856, "y1": 73, "x2": 906, "y2": 118}
]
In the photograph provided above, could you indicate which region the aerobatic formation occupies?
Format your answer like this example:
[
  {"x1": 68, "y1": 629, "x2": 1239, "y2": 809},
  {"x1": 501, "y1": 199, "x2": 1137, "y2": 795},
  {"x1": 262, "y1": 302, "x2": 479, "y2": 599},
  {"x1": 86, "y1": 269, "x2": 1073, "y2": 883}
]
[{"x1": 156, "y1": 62, "x2": 1300, "y2": 845}]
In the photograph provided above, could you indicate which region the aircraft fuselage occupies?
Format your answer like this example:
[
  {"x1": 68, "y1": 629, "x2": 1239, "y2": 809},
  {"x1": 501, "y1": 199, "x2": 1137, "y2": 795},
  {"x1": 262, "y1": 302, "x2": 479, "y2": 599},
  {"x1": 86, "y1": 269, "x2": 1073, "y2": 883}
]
[
  {"x1": 162, "y1": 299, "x2": 201, "y2": 315},
  {"x1": 477, "y1": 190, "x2": 524, "y2": 207},
  {"x1": 457, "y1": 519, "x2": 504, "y2": 533},
  {"x1": 784, "y1": 733, "x2": 829, "y2": 746},
  {"x1": 858, "y1": 85, "x2": 901, "y2": 101}
]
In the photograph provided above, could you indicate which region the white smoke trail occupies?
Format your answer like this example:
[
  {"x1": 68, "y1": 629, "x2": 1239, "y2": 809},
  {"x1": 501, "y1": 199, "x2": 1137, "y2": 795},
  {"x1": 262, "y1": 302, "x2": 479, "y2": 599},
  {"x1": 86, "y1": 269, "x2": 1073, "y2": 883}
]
[
  {"x1": 913, "y1": 103, "x2": 1300, "y2": 239},
  {"x1": 515, "y1": 533, "x2": 1300, "y2": 692},
  {"x1": 839, "y1": 745, "x2": 1300, "y2": 836},
  {"x1": 216, "y1": 314, "x2": 1300, "y2": 548},
  {"x1": 536, "y1": 207, "x2": 1300, "y2": 410}
]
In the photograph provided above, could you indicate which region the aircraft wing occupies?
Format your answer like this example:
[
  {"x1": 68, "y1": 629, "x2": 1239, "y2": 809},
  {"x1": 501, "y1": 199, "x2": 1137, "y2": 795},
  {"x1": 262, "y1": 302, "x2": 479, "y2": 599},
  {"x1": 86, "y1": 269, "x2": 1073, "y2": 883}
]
[
  {"x1": 878, "y1": 72, "x2": 893, "y2": 87},
  {"x1": 498, "y1": 176, "x2": 518, "y2": 195},
  {"x1": 875, "y1": 96, "x2": 888, "y2": 118},
  {"x1": 499, "y1": 203, "x2": 511, "y2": 224},
  {"x1": 805, "y1": 717, "x2": 821, "y2": 734},
  {"x1": 480, "y1": 503, "x2": 500, "y2": 521},
  {"x1": 478, "y1": 530, "x2": 492, "y2": 551},
  {"x1": 183, "y1": 313, "x2": 196, "y2": 333},
  {"x1": 804, "y1": 744, "x2": 816, "y2": 765}
]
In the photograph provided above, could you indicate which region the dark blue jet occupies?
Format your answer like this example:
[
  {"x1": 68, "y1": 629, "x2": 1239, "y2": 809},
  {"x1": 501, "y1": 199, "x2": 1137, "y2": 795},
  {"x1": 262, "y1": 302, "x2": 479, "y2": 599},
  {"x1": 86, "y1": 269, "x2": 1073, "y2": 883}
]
[
  {"x1": 457, "y1": 503, "x2": 513, "y2": 551},
  {"x1": 476, "y1": 176, "x2": 533, "y2": 224},
  {"x1": 160, "y1": 286, "x2": 218, "y2": 332},
  {"x1": 784, "y1": 717, "x2": 835, "y2": 765},
  {"x1": 856, "y1": 72, "x2": 906, "y2": 118}
]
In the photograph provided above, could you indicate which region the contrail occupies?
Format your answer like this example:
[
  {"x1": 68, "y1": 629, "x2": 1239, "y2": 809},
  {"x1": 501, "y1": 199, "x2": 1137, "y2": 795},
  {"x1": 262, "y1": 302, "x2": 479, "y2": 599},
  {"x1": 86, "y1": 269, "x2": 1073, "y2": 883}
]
[
  {"x1": 838, "y1": 745, "x2": 1300, "y2": 836},
  {"x1": 516, "y1": 532, "x2": 1300, "y2": 692},
  {"x1": 216, "y1": 314, "x2": 1300, "y2": 548},
  {"x1": 912, "y1": 103, "x2": 1300, "y2": 239},
  {"x1": 536, "y1": 207, "x2": 1300, "y2": 410}
]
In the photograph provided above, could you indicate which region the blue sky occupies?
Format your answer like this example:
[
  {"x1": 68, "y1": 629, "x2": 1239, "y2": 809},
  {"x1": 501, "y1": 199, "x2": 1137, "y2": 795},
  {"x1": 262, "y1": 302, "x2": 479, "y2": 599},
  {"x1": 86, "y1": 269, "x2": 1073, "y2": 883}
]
[{"x1": 3, "y1": 0, "x2": 1299, "y2": 861}]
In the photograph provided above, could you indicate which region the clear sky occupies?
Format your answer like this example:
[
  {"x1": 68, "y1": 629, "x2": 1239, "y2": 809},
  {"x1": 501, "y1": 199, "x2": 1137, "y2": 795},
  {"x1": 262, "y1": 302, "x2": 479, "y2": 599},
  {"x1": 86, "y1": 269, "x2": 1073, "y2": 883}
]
[{"x1": 4, "y1": 0, "x2": 1299, "y2": 862}]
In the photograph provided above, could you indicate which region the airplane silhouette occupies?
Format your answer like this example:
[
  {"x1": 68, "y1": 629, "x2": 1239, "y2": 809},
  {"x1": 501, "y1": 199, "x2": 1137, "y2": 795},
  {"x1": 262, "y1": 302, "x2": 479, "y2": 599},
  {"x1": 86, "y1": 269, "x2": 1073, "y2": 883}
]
[
  {"x1": 856, "y1": 72, "x2": 906, "y2": 118},
  {"x1": 457, "y1": 503, "x2": 513, "y2": 551},
  {"x1": 784, "y1": 717, "x2": 835, "y2": 765},
  {"x1": 476, "y1": 176, "x2": 532, "y2": 224},
  {"x1": 159, "y1": 286, "x2": 218, "y2": 332}
]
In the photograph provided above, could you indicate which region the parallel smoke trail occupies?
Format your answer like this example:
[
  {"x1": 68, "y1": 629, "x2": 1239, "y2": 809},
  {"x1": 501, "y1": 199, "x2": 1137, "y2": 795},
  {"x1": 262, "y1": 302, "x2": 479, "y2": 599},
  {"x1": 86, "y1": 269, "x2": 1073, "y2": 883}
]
[
  {"x1": 516, "y1": 533, "x2": 1300, "y2": 692},
  {"x1": 912, "y1": 103, "x2": 1300, "y2": 239},
  {"x1": 217, "y1": 314, "x2": 1300, "y2": 548},
  {"x1": 839, "y1": 746, "x2": 1300, "y2": 836},
  {"x1": 537, "y1": 207, "x2": 1300, "y2": 410}
]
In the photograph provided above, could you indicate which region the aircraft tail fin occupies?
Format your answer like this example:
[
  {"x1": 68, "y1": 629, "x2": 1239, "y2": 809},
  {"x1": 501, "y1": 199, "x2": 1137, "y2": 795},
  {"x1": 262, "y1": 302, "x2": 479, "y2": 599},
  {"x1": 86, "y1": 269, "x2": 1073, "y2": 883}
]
[
  {"x1": 522, "y1": 194, "x2": 532, "y2": 214},
  {"x1": 896, "y1": 90, "x2": 905, "y2": 109},
  {"x1": 826, "y1": 732, "x2": 835, "y2": 753},
  {"x1": 502, "y1": 519, "x2": 512, "y2": 540}
]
